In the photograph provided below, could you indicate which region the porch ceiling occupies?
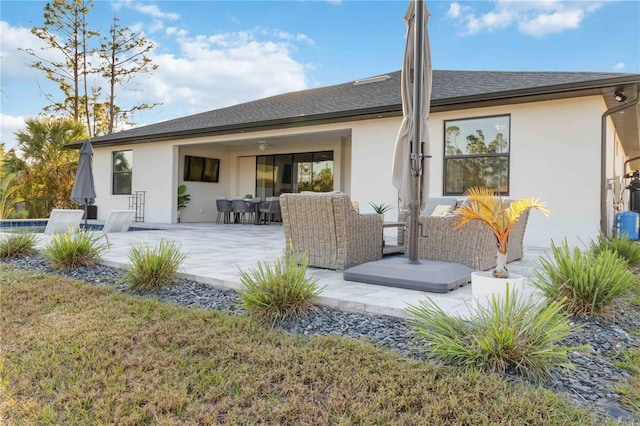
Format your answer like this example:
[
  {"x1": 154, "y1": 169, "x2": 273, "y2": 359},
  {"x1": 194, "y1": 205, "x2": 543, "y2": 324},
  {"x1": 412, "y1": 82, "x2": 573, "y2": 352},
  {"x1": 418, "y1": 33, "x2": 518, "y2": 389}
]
[{"x1": 602, "y1": 88, "x2": 640, "y2": 161}]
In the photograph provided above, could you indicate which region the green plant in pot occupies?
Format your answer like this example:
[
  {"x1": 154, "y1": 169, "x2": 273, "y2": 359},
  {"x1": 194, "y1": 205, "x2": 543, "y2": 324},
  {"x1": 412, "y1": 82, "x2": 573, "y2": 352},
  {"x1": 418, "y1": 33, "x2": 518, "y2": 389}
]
[
  {"x1": 177, "y1": 184, "x2": 191, "y2": 222},
  {"x1": 368, "y1": 202, "x2": 394, "y2": 215},
  {"x1": 453, "y1": 186, "x2": 549, "y2": 279}
]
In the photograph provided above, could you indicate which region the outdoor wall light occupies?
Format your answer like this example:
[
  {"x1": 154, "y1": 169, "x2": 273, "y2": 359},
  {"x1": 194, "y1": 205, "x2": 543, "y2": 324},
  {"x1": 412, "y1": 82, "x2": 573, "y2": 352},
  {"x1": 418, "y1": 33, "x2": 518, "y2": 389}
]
[
  {"x1": 615, "y1": 91, "x2": 627, "y2": 102},
  {"x1": 258, "y1": 141, "x2": 268, "y2": 151}
]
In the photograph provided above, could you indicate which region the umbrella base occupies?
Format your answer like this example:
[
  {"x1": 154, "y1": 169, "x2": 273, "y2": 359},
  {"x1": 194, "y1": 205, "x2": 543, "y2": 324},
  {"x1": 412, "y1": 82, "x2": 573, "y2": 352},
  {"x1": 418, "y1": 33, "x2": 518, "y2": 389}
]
[
  {"x1": 343, "y1": 257, "x2": 472, "y2": 293},
  {"x1": 84, "y1": 205, "x2": 97, "y2": 220}
]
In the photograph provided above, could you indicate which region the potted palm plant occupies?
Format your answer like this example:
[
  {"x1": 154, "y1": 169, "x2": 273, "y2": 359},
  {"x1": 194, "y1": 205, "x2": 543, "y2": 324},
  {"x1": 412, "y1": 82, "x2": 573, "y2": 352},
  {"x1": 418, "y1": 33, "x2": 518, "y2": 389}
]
[
  {"x1": 368, "y1": 202, "x2": 394, "y2": 222},
  {"x1": 453, "y1": 187, "x2": 548, "y2": 302}
]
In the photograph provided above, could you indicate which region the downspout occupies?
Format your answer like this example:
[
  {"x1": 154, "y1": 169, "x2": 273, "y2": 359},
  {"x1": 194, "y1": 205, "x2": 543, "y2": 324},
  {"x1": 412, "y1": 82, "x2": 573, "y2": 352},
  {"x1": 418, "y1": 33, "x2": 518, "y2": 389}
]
[{"x1": 601, "y1": 84, "x2": 640, "y2": 234}]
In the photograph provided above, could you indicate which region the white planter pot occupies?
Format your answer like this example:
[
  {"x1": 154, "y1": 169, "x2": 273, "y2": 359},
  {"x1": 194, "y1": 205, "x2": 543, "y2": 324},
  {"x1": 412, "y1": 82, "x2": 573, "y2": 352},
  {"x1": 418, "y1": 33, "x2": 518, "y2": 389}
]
[{"x1": 471, "y1": 271, "x2": 525, "y2": 308}]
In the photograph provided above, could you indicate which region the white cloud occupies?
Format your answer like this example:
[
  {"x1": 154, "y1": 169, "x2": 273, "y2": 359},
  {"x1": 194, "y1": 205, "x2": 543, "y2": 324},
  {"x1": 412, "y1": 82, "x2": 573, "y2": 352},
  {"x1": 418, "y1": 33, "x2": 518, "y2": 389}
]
[
  {"x1": 447, "y1": 0, "x2": 605, "y2": 37},
  {"x1": 613, "y1": 62, "x2": 625, "y2": 70},
  {"x1": 147, "y1": 19, "x2": 166, "y2": 34},
  {"x1": 0, "y1": 21, "x2": 57, "y2": 80},
  {"x1": 113, "y1": 1, "x2": 179, "y2": 34},
  {"x1": 112, "y1": 27, "x2": 309, "y2": 124},
  {"x1": 258, "y1": 27, "x2": 315, "y2": 45},
  {"x1": 122, "y1": 1, "x2": 180, "y2": 21},
  {"x1": 518, "y1": 9, "x2": 584, "y2": 36},
  {"x1": 447, "y1": 3, "x2": 463, "y2": 19},
  {"x1": 467, "y1": 9, "x2": 514, "y2": 34},
  {"x1": 0, "y1": 113, "x2": 26, "y2": 151},
  {"x1": 0, "y1": 5, "x2": 310, "y2": 144},
  {"x1": 0, "y1": 21, "x2": 60, "y2": 150}
]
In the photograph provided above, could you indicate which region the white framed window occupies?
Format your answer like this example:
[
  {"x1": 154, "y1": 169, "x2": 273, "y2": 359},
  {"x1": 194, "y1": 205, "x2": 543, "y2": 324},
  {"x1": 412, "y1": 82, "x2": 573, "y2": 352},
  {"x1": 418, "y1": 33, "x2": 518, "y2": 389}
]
[
  {"x1": 112, "y1": 150, "x2": 132, "y2": 195},
  {"x1": 443, "y1": 114, "x2": 510, "y2": 195}
]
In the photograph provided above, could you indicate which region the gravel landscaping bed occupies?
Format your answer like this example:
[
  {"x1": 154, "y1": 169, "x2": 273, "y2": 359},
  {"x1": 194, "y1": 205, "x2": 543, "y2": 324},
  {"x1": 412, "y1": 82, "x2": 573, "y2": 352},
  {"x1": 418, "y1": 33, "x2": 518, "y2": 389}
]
[{"x1": 3, "y1": 255, "x2": 639, "y2": 424}]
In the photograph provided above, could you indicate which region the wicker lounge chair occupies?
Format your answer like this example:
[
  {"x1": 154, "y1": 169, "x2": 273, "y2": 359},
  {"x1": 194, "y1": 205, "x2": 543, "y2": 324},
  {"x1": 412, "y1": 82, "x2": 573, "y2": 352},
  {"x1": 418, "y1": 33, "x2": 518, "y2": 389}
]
[
  {"x1": 400, "y1": 201, "x2": 530, "y2": 270},
  {"x1": 280, "y1": 192, "x2": 383, "y2": 270}
]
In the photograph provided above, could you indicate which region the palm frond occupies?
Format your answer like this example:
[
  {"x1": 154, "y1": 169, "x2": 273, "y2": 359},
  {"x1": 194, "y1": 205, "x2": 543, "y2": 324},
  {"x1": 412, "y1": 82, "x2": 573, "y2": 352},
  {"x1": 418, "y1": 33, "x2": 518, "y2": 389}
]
[{"x1": 454, "y1": 187, "x2": 549, "y2": 256}]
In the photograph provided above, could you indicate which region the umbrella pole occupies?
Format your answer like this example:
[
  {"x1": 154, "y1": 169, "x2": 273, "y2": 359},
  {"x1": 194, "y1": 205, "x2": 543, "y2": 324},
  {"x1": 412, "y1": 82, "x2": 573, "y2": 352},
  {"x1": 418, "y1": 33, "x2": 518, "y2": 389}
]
[
  {"x1": 84, "y1": 203, "x2": 88, "y2": 228},
  {"x1": 408, "y1": 0, "x2": 425, "y2": 263}
]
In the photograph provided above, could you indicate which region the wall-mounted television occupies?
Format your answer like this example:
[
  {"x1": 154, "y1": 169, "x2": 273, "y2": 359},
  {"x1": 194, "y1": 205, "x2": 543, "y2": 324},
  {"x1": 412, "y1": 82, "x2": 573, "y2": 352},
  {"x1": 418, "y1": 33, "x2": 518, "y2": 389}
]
[{"x1": 184, "y1": 155, "x2": 220, "y2": 182}]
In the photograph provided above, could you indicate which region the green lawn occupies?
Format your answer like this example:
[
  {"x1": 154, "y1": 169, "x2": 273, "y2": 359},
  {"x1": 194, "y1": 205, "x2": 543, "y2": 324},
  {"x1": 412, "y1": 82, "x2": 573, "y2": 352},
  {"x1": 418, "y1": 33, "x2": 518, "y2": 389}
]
[{"x1": 0, "y1": 265, "x2": 609, "y2": 425}]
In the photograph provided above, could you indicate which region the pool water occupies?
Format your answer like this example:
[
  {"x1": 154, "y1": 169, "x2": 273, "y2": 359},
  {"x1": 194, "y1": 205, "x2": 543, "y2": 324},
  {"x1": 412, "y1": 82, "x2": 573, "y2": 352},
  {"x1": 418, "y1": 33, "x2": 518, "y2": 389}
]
[{"x1": 1, "y1": 226, "x2": 48, "y2": 234}]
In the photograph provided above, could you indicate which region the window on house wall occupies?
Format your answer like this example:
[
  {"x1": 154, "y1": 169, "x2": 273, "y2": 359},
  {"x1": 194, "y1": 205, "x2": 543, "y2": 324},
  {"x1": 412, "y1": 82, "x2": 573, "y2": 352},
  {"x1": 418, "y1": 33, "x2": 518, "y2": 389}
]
[
  {"x1": 443, "y1": 115, "x2": 510, "y2": 195},
  {"x1": 112, "y1": 150, "x2": 132, "y2": 195}
]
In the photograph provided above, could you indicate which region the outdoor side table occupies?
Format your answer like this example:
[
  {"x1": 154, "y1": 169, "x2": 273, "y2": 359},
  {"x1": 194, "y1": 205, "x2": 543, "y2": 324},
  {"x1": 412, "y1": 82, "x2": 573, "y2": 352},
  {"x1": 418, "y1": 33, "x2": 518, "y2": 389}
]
[{"x1": 382, "y1": 222, "x2": 405, "y2": 255}]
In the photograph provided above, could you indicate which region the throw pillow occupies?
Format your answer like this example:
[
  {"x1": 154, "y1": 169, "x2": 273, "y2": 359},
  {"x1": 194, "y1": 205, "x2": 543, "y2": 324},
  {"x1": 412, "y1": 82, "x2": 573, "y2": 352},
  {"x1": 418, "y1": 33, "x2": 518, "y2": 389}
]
[{"x1": 431, "y1": 205, "x2": 452, "y2": 216}]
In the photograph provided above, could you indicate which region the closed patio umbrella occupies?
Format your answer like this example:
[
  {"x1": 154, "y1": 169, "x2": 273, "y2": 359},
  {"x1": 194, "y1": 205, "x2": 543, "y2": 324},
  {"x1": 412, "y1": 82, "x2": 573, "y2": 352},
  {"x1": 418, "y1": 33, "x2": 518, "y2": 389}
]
[
  {"x1": 391, "y1": 0, "x2": 432, "y2": 263},
  {"x1": 70, "y1": 139, "x2": 96, "y2": 226}
]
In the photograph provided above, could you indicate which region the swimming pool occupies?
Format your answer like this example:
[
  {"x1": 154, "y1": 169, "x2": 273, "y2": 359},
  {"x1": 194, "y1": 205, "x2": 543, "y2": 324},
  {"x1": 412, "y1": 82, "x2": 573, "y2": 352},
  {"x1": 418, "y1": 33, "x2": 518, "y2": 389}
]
[{"x1": 0, "y1": 219, "x2": 159, "y2": 233}]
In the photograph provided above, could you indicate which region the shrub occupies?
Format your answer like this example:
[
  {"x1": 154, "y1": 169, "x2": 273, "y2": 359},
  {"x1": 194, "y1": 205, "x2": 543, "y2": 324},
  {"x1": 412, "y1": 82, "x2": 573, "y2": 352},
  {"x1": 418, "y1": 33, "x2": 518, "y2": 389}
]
[
  {"x1": 42, "y1": 229, "x2": 107, "y2": 269},
  {"x1": 406, "y1": 290, "x2": 586, "y2": 383},
  {"x1": 125, "y1": 239, "x2": 186, "y2": 291},
  {"x1": 239, "y1": 248, "x2": 324, "y2": 325},
  {"x1": 534, "y1": 239, "x2": 638, "y2": 317},
  {"x1": 8, "y1": 209, "x2": 29, "y2": 219},
  {"x1": 0, "y1": 231, "x2": 38, "y2": 258},
  {"x1": 588, "y1": 230, "x2": 640, "y2": 266}
]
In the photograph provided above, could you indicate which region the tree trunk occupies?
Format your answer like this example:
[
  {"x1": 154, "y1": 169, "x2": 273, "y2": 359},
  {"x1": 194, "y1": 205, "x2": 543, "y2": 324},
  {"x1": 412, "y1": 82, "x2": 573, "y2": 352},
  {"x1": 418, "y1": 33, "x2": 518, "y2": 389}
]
[{"x1": 493, "y1": 250, "x2": 509, "y2": 278}]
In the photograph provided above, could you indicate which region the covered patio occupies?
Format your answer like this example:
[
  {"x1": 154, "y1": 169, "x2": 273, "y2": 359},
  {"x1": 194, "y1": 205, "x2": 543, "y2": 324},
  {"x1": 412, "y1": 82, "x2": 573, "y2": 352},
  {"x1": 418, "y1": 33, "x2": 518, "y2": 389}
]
[{"x1": 33, "y1": 223, "x2": 546, "y2": 319}]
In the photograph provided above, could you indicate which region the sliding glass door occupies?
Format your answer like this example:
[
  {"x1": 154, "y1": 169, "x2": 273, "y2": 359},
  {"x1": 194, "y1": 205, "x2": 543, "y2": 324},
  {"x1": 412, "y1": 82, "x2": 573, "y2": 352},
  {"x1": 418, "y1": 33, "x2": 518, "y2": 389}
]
[{"x1": 256, "y1": 151, "x2": 334, "y2": 198}]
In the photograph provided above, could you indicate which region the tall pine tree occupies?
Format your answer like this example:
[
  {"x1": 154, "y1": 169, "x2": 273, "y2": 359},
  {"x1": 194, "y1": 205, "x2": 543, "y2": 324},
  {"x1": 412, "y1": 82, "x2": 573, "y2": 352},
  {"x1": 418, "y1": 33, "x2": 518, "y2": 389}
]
[{"x1": 22, "y1": 0, "x2": 160, "y2": 136}]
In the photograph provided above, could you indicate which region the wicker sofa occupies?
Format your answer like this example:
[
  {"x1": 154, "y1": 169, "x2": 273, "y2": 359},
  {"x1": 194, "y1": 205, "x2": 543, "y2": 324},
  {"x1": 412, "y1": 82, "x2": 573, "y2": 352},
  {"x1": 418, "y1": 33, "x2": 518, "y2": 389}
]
[
  {"x1": 399, "y1": 202, "x2": 530, "y2": 271},
  {"x1": 280, "y1": 192, "x2": 383, "y2": 270}
]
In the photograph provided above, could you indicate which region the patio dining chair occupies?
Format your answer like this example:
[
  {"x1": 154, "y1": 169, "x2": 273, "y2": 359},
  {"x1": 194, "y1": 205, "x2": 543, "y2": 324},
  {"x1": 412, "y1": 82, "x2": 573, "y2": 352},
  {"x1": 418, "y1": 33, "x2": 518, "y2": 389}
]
[
  {"x1": 216, "y1": 198, "x2": 233, "y2": 224},
  {"x1": 232, "y1": 198, "x2": 254, "y2": 224},
  {"x1": 258, "y1": 197, "x2": 281, "y2": 224}
]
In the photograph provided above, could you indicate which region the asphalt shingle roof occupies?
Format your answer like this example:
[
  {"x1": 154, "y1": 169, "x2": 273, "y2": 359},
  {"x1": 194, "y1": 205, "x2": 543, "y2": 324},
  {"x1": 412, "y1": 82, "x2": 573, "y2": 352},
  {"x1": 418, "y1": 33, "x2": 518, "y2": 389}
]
[{"x1": 89, "y1": 69, "x2": 637, "y2": 145}]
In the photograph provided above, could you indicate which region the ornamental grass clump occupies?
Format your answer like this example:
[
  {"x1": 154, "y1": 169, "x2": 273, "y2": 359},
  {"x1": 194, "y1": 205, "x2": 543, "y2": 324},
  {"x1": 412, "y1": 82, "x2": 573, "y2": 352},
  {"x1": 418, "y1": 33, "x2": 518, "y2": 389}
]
[
  {"x1": 588, "y1": 230, "x2": 640, "y2": 267},
  {"x1": 0, "y1": 231, "x2": 37, "y2": 258},
  {"x1": 406, "y1": 290, "x2": 585, "y2": 383},
  {"x1": 42, "y1": 228, "x2": 107, "y2": 269},
  {"x1": 125, "y1": 239, "x2": 186, "y2": 291},
  {"x1": 534, "y1": 238, "x2": 638, "y2": 317},
  {"x1": 239, "y1": 248, "x2": 324, "y2": 325},
  {"x1": 614, "y1": 348, "x2": 640, "y2": 412}
]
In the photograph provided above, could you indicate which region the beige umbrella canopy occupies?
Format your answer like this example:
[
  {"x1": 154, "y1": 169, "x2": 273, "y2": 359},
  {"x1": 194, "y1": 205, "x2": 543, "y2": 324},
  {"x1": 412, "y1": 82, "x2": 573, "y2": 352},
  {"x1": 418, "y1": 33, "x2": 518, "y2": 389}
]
[{"x1": 391, "y1": 0, "x2": 432, "y2": 262}]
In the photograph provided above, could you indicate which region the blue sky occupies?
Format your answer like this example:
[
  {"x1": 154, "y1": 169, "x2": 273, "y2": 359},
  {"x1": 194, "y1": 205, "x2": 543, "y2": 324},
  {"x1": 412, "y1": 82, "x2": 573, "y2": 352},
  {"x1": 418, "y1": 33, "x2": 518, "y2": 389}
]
[{"x1": 1, "y1": 0, "x2": 639, "y2": 151}]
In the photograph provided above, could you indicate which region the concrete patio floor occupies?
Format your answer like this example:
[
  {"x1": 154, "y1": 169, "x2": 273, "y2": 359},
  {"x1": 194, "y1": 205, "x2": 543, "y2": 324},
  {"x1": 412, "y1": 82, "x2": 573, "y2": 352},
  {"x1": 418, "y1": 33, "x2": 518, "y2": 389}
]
[{"x1": 33, "y1": 222, "x2": 548, "y2": 319}]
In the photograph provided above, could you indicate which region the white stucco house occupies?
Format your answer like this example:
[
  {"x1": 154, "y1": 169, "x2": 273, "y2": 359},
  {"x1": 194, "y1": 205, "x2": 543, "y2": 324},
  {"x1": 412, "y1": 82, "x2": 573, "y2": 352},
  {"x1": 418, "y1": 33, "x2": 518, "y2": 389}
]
[{"x1": 77, "y1": 70, "x2": 640, "y2": 248}]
